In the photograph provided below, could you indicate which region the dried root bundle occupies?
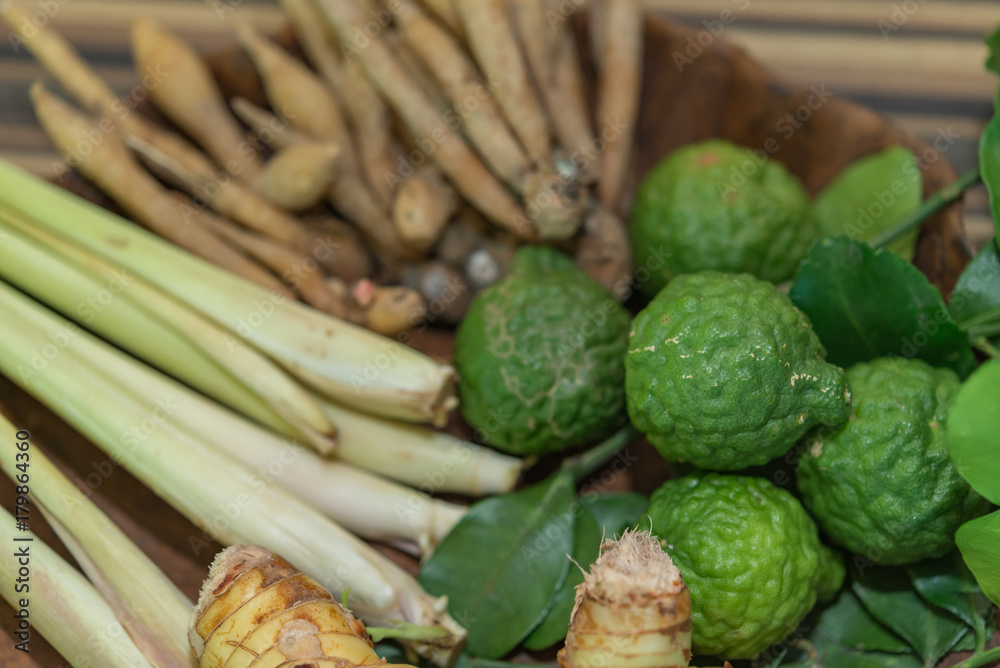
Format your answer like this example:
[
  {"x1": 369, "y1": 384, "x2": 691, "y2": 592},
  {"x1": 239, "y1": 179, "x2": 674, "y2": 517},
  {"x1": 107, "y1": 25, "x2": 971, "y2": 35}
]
[{"x1": 192, "y1": 545, "x2": 416, "y2": 668}]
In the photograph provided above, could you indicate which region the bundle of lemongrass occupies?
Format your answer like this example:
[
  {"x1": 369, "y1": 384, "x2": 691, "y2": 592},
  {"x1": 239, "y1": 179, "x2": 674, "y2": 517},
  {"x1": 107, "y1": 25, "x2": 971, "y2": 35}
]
[
  {"x1": 0, "y1": 0, "x2": 641, "y2": 323},
  {"x1": 0, "y1": 416, "x2": 433, "y2": 668},
  {"x1": 0, "y1": 157, "x2": 532, "y2": 662}
]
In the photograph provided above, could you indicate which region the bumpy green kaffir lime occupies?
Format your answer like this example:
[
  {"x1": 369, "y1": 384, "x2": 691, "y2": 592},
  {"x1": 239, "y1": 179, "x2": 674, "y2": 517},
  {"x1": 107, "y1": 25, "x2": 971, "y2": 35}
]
[
  {"x1": 797, "y1": 357, "x2": 991, "y2": 566},
  {"x1": 648, "y1": 473, "x2": 843, "y2": 659},
  {"x1": 630, "y1": 139, "x2": 813, "y2": 295},
  {"x1": 625, "y1": 272, "x2": 851, "y2": 470},
  {"x1": 454, "y1": 246, "x2": 631, "y2": 456}
]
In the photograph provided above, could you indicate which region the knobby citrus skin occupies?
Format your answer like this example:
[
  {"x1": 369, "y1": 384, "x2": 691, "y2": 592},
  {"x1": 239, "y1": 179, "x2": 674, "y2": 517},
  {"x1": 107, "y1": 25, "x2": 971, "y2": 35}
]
[{"x1": 625, "y1": 271, "x2": 851, "y2": 471}]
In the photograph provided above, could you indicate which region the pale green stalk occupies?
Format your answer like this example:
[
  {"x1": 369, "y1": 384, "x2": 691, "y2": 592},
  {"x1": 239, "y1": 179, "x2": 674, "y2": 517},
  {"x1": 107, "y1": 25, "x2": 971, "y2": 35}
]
[
  {"x1": 319, "y1": 397, "x2": 525, "y2": 496},
  {"x1": 0, "y1": 281, "x2": 465, "y2": 666},
  {"x1": 0, "y1": 208, "x2": 336, "y2": 453},
  {"x1": 22, "y1": 308, "x2": 466, "y2": 549},
  {"x1": 0, "y1": 157, "x2": 457, "y2": 425},
  {"x1": 0, "y1": 415, "x2": 193, "y2": 667},
  {"x1": 0, "y1": 507, "x2": 155, "y2": 668}
]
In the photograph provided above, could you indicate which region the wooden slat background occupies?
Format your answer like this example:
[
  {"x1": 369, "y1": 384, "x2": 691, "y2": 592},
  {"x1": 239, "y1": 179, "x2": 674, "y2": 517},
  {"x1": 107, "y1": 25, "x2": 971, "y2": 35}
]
[{"x1": 0, "y1": 1, "x2": 998, "y2": 666}]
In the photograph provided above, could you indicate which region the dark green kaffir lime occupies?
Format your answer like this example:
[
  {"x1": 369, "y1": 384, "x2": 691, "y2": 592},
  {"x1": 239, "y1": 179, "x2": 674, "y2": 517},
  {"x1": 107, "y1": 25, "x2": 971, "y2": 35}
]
[{"x1": 454, "y1": 246, "x2": 631, "y2": 456}]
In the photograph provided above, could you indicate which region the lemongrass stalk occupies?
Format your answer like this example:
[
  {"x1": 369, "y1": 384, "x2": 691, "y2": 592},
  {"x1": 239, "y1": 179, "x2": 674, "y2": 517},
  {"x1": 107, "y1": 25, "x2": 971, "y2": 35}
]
[
  {"x1": 319, "y1": 396, "x2": 525, "y2": 496},
  {"x1": 0, "y1": 206, "x2": 337, "y2": 454},
  {"x1": 0, "y1": 415, "x2": 192, "y2": 667},
  {"x1": 0, "y1": 157, "x2": 457, "y2": 425},
  {"x1": 0, "y1": 284, "x2": 466, "y2": 666},
  {"x1": 0, "y1": 507, "x2": 155, "y2": 668},
  {"x1": 12, "y1": 297, "x2": 466, "y2": 549}
]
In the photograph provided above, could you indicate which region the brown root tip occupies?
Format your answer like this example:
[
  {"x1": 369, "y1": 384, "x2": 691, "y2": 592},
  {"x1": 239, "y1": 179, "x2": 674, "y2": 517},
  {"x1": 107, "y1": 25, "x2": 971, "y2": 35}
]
[{"x1": 579, "y1": 529, "x2": 686, "y2": 606}]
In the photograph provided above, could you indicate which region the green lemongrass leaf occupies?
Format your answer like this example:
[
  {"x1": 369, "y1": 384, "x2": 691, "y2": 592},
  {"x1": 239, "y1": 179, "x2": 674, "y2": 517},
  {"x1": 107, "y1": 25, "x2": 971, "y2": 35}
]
[
  {"x1": 956, "y1": 510, "x2": 1000, "y2": 607},
  {"x1": 789, "y1": 236, "x2": 976, "y2": 376},
  {"x1": 523, "y1": 507, "x2": 601, "y2": 650},
  {"x1": 0, "y1": 158, "x2": 455, "y2": 425},
  {"x1": 0, "y1": 417, "x2": 192, "y2": 667},
  {"x1": 947, "y1": 359, "x2": 1000, "y2": 504},
  {"x1": 0, "y1": 281, "x2": 465, "y2": 666},
  {"x1": 810, "y1": 146, "x2": 921, "y2": 259},
  {"x1": 981, "y1": 116, "x2": 1000, "y2": 236},
  {"x1": 0, "y1": 508, "x2": 155, "y2": 668},
  {"x1": 580, "y1": 492, "x2": 650, "y2": 539},
  {"x1": 419, "y1": 470, "x2": 577, "y2": 658},
  {"x1": 852, "y1": 566, "x2": 971, "y2": 667},
  {"x1": 808, "y1": 588, "x2": 911, "y2": 654},
  {"x1": 949, "y1": 238, "x2": 1000, "y2": 339},
  {"x1": 907, "y1": 553, "x2": 993, "y2": 652}
]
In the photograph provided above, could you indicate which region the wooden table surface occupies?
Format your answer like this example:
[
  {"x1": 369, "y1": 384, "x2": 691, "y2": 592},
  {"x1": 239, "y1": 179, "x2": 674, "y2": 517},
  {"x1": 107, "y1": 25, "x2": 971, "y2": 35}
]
[{"x1": 0, "y1": 1, "x2": 999, "y2": 666}]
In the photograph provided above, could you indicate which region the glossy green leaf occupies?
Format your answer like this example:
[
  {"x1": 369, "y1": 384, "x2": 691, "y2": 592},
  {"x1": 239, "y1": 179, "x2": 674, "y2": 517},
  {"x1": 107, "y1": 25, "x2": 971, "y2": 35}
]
[
  {"x1": 810, "y1": 588, "x2": 911, "y2": 653},
  {"x1": 908, "y1": 553, "x2": 993, "y2": 652},
  {"x1": 522, "y1": 508, "x2": 600, "y2": 650},
  {"x1": 947, "y1": 359, "x2": 1000, "y2": 504},
  {"x1": 956, "y1": 510, "x2": 1000, "y2": 608},
  {"x1": 789, "y1": 236, "x2": 976, "y2": 376},
  {"x1": 987, "y1": 25, "x2": 1000, "y2": 77},
  {"x1": 524, "y1": 494, "x2": 649, "y2": 650},
  {"x1": 949, "y1": 238, "x2": 1000, "y2": 339},
  {"x1": 779, "y1": 636, "x2": 922, "y2": 668},
  {"x1": 852, "y1": 567, "x2": 970, "y2": 667},
  {"x1": 419, "y1": 470, "x2": 576, "y2": 658},
  {"x1": 579, "y1": 492, "x2": 649, "y2": 539},
  {"x1": 981, "y1": 116, "x2": 1000, "y2": 237},
  {"x1": 809, "y1": 147, "x2": 921, "y2": 259}
]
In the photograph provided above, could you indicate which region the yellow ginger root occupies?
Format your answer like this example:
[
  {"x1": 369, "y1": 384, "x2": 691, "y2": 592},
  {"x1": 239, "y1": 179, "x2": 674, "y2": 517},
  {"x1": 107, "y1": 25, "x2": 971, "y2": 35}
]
[
  {"x1": 191, "y1": 545, "x2": 416, "y2": 668},
  {"x1": 559, "y1": 530, "x2": 693, "y2": 668}
]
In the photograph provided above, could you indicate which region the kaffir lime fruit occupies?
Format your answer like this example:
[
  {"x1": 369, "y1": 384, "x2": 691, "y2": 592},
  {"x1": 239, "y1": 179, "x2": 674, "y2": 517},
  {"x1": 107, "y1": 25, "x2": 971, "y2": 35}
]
[
  {"x1": 454, "y1": 246, "x2": 631, "y2": 456},
  {"x1": 797, "y1": 357, "x2": 991, "y2": 566},
  {"x1": 630, "y1": 139, "x2": 813, "y2": 295},
  {"x1": 625, "y1": 272, "x2": 851, "y2": 470},
  {"x1": 647, "y1": 473, "x2": 844, "y2": 659}
]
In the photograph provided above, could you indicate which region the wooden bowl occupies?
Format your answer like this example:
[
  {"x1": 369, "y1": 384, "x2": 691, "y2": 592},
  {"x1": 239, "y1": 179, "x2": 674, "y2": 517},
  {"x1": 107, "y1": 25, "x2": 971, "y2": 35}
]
[{"x1": 0, "y1": 12, "x2": 976, "y2": 666}]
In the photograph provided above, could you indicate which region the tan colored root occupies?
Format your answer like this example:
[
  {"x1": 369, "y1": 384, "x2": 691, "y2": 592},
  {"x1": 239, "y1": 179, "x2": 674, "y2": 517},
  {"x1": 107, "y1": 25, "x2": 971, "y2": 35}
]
[
  {"x1": 575, "y1": 205, "x2": 633, "y2": 301},
  {"x1": 593, "y1": 0, "x2": 643, "y2": 209},
  {"x1": 282, "y1": 0, "x2": 397, "y2": 207},
  {"x1": 196, "y1": 212, "x2": 348, "y2": 317},
  {"x1": 353, "y1": 279, "x2": 428, "y2": 336},
  {"x1": 454, "y1": 0, "x2": 552, "y2": 165},
  {"x1": 191, "y1": 546, "x2": 415, "y2": 668},
  {"x1": 236, "y1": 23, "x2": 410, "y2": 262},
  {"x1": 252, "y1": 142, "x2": 340, "y2": 211},
  {"x1": 417, "y1": 0, "x2": 464, "y2": 38},
  {"x1": 130, "y1": 18, "x2": 262, "y2": 178},
  {"x1": 230, "y1": 97, "x2": 313, "y2": 149},
  {"x1": 1, "y1": 3, "x2": 323, "y2": 255},
  {"x1": 394, "y1": 0, "x2": 531, "y2": 191},
  {"x1": 393, "y1": 164, "x2": 459, "y2": 253},
  {"x1": 302, "y1": 214, "x2": 375, "y2": 283},
  {"x1": 30, "y1": 82, "x2": 290, "y2": 297},
  {"x1": 315, "y1": 0, "x2": 534, "y2": 239},
  {"x1": 518, "y1": 4, "x2": 597, "y2": 178}
]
